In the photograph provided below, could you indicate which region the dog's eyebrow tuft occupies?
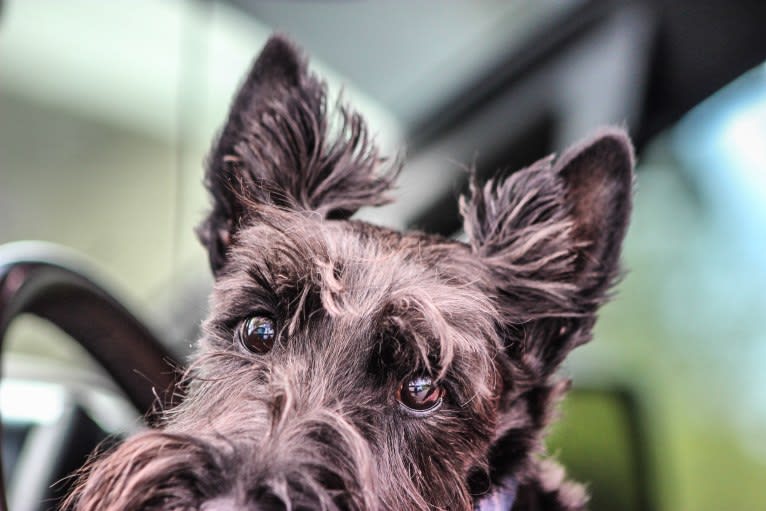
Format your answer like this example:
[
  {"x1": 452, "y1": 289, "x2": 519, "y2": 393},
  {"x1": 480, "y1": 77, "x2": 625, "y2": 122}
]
[{"x1": 372, "y1": 283, "x2": 498, "y2": 381}]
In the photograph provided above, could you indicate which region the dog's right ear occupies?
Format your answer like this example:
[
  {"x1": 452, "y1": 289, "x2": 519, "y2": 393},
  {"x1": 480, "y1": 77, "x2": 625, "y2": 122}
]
[
  {"x1": 198, "y1": 35, "x2": 398, "y2": 274},
  {"x1": 461, "y1": 128, "x2": 634, "y2": 371}
]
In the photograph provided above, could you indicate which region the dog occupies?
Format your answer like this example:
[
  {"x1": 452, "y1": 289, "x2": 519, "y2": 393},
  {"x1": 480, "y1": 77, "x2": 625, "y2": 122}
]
[{"x1": 64, "y1": 35, "x2": 634, "y2": 511}]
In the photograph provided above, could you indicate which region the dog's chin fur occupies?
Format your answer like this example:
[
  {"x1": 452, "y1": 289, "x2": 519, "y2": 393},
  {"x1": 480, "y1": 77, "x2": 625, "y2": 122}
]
[{"x1": 64, "y1": 35, "x2": 633, "y2": 511}]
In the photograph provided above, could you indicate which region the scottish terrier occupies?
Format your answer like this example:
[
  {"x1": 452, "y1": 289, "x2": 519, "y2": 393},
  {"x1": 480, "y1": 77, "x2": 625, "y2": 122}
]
[{"x1": 66, "y1": 35, "x2": 634, "y2": 511}]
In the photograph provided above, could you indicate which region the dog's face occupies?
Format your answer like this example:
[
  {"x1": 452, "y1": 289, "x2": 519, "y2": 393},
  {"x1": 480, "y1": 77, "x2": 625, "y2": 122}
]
[
  {"x1": 68, "y1": 36, "x2": 633, "y2": 511},
  {"x1": 183, "y1": 215, "x2": 502, "y2": 510}
]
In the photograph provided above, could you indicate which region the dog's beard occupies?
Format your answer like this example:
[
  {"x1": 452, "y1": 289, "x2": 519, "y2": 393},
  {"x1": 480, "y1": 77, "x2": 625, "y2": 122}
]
[
  {"x1": 65, "y1": 372, "x2": 481, "y2": 511},
  {"x1": 65, "y1": 427, "x2": 373, "y2": 511}
]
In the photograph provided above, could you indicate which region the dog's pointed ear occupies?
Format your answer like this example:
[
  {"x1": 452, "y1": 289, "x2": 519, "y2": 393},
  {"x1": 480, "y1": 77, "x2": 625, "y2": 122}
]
[
  {"x1": 553, "y1": 128, "x2": 634, "y2": 298},
  {"x1": 198, "y1": 35, "x2": 398, "y2": 274},
  {"x1": 461, "y1": 128, "x2": 634, "y2": 366}
]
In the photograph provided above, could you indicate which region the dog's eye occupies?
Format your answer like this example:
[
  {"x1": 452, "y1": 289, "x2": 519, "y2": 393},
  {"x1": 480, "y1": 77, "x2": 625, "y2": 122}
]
[
  {"x1": 398, "y1": 376, "x2": 444, "y2": 413},
  {"x1": 238, "y1": 316, "x2": 276, "y2": 354}
]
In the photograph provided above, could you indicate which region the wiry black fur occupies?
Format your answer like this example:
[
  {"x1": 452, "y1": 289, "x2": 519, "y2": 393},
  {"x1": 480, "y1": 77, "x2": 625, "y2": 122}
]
[{"x1": 65, "y1": 35, "x2": 634, "y2": 511}]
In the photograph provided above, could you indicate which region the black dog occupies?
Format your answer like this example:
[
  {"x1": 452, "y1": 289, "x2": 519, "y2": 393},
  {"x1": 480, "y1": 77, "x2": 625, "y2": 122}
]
[{"x1": 66, "y1": 35, "x2": 633, "y2": 511}]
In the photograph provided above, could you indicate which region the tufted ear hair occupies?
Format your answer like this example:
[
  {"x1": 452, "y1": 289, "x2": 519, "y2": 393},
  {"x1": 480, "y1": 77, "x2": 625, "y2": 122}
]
[
  {"x1": 461, "y1": 127, "x2": 634, "y2": 371},
  {"x1": 197, "y1": 35, "x2": 399, "y2": 274}
]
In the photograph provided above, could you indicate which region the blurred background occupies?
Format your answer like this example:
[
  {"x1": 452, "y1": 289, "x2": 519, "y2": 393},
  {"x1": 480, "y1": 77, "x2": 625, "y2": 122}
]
[{"x1": 1, "y1": 1, "x2": 765, "y2": 510}]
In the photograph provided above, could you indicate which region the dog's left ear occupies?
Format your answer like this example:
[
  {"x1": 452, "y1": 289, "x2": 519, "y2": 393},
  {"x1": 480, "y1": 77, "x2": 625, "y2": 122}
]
[
  {"x1": 461, "y1": 127, "x2": 634, "y2": 370},
  {"x1": 198, "y1": 35, "x2": 398, "y2": 274}
]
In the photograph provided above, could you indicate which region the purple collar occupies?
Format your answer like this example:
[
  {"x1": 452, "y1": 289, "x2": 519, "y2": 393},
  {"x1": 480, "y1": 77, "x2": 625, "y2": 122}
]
[{"x1": 475, "y1": 477, "x2": 518, "y2": 511}]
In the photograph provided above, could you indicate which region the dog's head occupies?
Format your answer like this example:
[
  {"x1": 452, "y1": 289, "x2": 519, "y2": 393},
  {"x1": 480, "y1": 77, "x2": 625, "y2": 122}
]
[{"x1": 68, "y1": 36, "x2": 633, "y2": 511}]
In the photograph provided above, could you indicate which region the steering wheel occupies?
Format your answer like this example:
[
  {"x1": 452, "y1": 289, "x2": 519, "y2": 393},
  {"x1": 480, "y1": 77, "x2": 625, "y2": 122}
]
[{"x1": 0, "y1": 242, "x2": 180, "y2": 511}]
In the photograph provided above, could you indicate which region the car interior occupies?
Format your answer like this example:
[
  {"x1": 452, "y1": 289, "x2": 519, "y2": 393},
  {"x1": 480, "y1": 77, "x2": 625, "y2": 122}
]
[{"x1": 1, "y1": 1, "x2": 765, "y2": 510}]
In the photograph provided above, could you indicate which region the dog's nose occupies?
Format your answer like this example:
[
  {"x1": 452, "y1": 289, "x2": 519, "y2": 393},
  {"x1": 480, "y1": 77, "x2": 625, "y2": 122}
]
[
  {"x1": 202, "y1": 497, "x2": 274, "y2": 511},
  {"x1": 201, "y1": 496, "x2": 289, "y2": 511},
  {"x1": 201, "y1": 497, "x2": 240, "y2": 511}
]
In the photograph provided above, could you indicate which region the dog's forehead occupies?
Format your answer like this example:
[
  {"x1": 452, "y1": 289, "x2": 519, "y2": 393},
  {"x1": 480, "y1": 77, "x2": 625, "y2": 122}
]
[
  {"x1": 228, "y1": 217, "x2": 485, "y2": 288},
  {"x1": 214, "y1": 214, "x2": 497, "y2": 328}
]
